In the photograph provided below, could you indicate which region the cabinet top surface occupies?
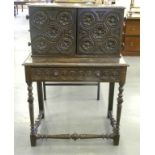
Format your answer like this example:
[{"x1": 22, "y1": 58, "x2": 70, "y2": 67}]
[
  {"x1": 23, "y1": 55, "x2": 128, "y2": 67},
  {"x1": 28, "y1": 2, "x2": 125, "y2": 9}
]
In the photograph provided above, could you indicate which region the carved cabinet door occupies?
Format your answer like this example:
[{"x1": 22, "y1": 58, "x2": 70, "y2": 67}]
[
  {"x1": 29, "y1": 7, "x2": 77, "y2": 56},
  {"x1": 77, "y1": 8, "x2": 124, "y2": 56}
]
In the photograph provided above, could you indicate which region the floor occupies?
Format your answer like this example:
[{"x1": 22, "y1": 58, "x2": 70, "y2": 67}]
[{"x1": 14, "y1": 9, "x2": 140, "y2": 155}]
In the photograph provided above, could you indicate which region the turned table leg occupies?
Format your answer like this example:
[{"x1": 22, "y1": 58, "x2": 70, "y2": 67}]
[
  {"x1": 113, "y1": 82, "x2": 124, "y2": 145},
  {"x1": 27, "y1": 82, "x2": 36, "y2": 146},
  {"x1": 37, "y1": 82, "x2": 44, "y2": 118},
  {"x1": 107, "y1": 82, "x2": 115, "y2": 118},
  {"x1": 97, "y1": 82, "x2": 100, "y2": 100},
  {"x1": 43, "y1": 81, "x2": 47, "y2": 100}
]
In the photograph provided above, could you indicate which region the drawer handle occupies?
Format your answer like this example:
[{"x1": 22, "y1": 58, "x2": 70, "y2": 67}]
[
  {"x1": 28, "y1": 42, "x2": 31, "y2": 46},
  {"x1": 95, "y1": 71, "x2": 101, "y2": 77},
  {"x1": 53, "y1": 71, "x2": 59, "y2": 76},
  {"x1": 26, "y1": 15, "x2": 29, "y2": 20}
]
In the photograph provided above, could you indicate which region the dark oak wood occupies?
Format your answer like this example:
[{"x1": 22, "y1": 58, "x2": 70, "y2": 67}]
[
  {"x1": 23, "y1": 3, "x2": 128, "y2": 146},
  {"x1": 107, "y1": 82, "x2": 115, "y2": 118},
  {"x1": 114, "y1": 82, "x2": 124, "y2": 145},
  {"x1": 77, "y1": 8, "x2": 124, "y2": 56},
  {"x1": 29, "y1": 7, "x2": 77, "y2": 56},
  {"x1": 97, "y1": 82, "x2": 100, "y2": 100},
  {"x1": 43, "y1": 81, "x2": 46, "y2": 100},
  {"x1": 24, "y1": 55, "x2": 128, "y2": 146},
  {"x1": 37, "y1": 82, "x2": 44, "y2": 118},
  {"x1": 36, "y1": 133, "x2": 114, "y2": 140},
  {"x1": 30, "y1": 134, "x2": 36, "y2": 146},
  {"x1": 27, "y1": 81, "x2": 36, "y2": 146},
  {"x1": 28, "y1": 4, "x2": 125, "y2": 56}
]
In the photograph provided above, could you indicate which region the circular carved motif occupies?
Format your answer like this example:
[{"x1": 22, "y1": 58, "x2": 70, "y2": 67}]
[
  {"x1": 80, "y1": 12, "x2": 96, "y2": 29},
  {"x1": 79, "y1": 29, "x2": 88, "y2": 37},
  {"x1": 95, "y1": 71, "x2": 101, "y2": 77},
  {"x1": 106, "y1": 13, "x2": 120, "y2": 28},
  {"x1": 46, "y1": 23, "x2": 61, "y2": 41},
  {"x1": 79, "y1": 38, "x2": 94, "y2": 53},
  {"x1": 57, "y1": 11, "x2": 72, "y2": 26},
  {"x1": 57, "y1": 35, "x2": 73, "y2": 53},
  {"x1": 31, "y1": 11, "x2": 48, "y2": 29},
  {"x1": 53, "y1": 71, "x2": 59, "y2": 77},
  {"x1": 92, "y1": 23, "x2": 108, "y2": 40},
  {"x1": 69, "y1": 70, "x2": 76, "y2": 77},
  {"x1": 32, "y1": 36, "x2": 49, "y2": 52},
  {"x1": 104, "y1": 37, "x2": 118, "y2": 52}
]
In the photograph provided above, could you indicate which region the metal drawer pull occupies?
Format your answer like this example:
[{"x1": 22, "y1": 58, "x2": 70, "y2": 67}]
[
  {"x1": 28, "y1": 42, "x2": 31, "y2": 46},
  {"x1": 26, "y1": 15, "x2": 29, "y2": 20}
]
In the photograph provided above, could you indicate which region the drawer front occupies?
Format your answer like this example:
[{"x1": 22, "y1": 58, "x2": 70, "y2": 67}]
[
  {"x1": 124, "y1": 37, "x2": 140, "y2": 52},
  {"x1": 77, "y1": 8, "x2": 124, "y2": 56},
  {"x1": 125, "y1": 20, "x2": 140, "y2": 35},
  {"x1": 30, "y1": 67, "x2": 123, "y2": 82},
  {"x1": 29, "y1": 7, "x2": 76, "y2": 56}
]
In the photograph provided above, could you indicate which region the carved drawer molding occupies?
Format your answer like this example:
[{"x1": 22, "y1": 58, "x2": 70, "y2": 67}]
[{"x1": 30, "y1": 67, "x2": 122, "y2": 82}]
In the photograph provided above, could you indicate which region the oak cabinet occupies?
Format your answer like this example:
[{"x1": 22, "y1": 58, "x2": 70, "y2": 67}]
[{"x1": 122, "y1": 17, "x2": 140, "y2": 56}]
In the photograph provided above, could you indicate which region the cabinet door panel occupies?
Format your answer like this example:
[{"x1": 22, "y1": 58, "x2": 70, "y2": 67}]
[
  {"x1": 29, "y1": 7, "x2": 76, "y2": 56},
  {"x1": 77, "y1": 8, "x2": 124, "y2": 56}
]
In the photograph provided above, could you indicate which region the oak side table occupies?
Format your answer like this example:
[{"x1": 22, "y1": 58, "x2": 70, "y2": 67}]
[{"x1": 23, "y1": 55, "x2": 128, "y2": 146}]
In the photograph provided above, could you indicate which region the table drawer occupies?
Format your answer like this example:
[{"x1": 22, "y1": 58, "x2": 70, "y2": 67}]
[
  {"x1": 30, "y1": 67, "x2": 123, "y2": 82},
  {"x1": 124, "y1": 37, "x2": 140, "y2": 52},
  {"x1": 125, "y1": 20, "x2": 140, "y2": 35}
]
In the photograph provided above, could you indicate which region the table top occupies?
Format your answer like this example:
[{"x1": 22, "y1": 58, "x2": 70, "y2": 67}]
[{"x1": 23, "y1": 55, "x2": 128, "y2": 67}]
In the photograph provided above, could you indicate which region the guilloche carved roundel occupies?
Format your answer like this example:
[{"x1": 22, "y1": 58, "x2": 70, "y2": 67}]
[
  {"x1": 31, "y1": 11, "x2": 48, "y2": 29},
  {"x1": 92, "y1": 23, "x2": 108, "y2": 40},
  {"x1": 46, "y1": 23, "x2": 61, "y2": 41},
  {"x1": 80, "y1": 12, "x2": 96, "y2": 29},
  {"x1": 33, "y1": 36, "x2": 49, "y2": 52},
  {"x1": 106, "y1": 12, "x2": 120, "y2": 28},
  {"x1": 79, "y1": 38, "x2": 94, "y2": 53},
  {"x1": 57, "y1": 35, "x2": 73, "y2": 53},
  {"x1": 57, "y1": 11, "x2": 72, "y2": 26},
  {"x1": 105, "y1": 37, "x2": 119, "y2": 52}
]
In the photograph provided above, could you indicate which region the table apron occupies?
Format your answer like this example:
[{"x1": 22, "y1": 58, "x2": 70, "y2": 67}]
[{"x1": 25, "y1": 66, "x2": 126, "y2": 82}]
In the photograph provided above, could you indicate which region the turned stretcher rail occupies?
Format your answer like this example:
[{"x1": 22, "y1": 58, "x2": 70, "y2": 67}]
[{"x1": 36, "y1": 133, "x2": 114, "y2": 140}]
